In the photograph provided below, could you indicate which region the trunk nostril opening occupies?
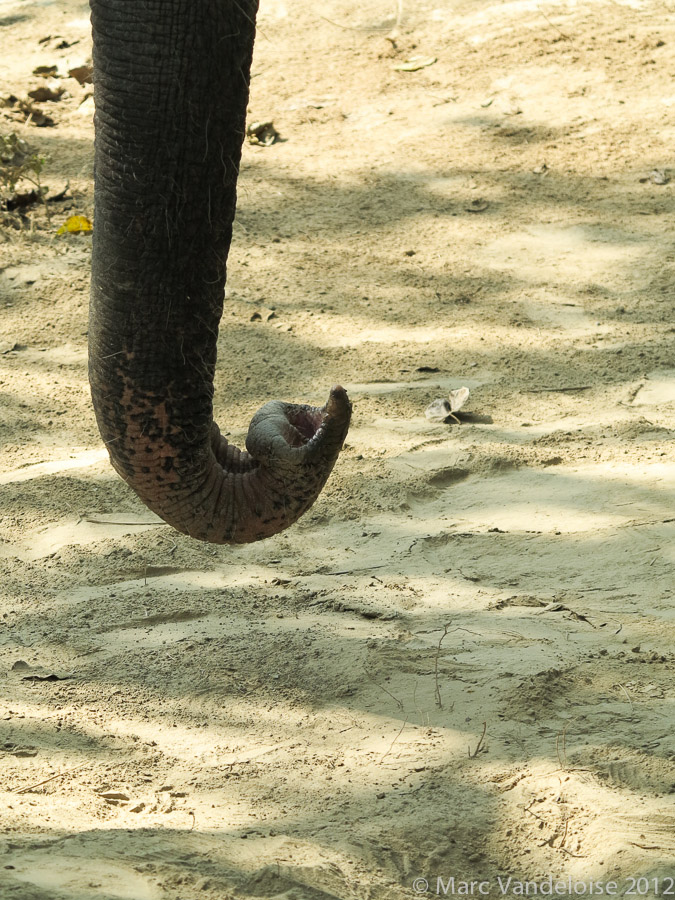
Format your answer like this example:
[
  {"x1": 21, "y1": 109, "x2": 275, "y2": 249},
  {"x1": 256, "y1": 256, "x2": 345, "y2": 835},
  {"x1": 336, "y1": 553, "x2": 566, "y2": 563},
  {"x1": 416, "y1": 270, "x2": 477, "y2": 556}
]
[{"x1": 287, "y1": 408, "x2": 324, "y2": 442}]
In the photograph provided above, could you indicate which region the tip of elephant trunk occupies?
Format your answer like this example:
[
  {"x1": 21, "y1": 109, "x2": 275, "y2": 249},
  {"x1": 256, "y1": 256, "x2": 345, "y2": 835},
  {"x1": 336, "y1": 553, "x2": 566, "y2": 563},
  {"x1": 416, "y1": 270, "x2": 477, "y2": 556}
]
[
  {"x1": 99, "y1": 385, "x2": 351, "y2": 546},
  {"x1": 193, "y1": 386, "x2": 351, "y2": 544},
  {"x1": 245, "y1": 386, "x2": 351, "y2": 468},
  {"x1": 325, "y1": 384, "x2": 351, "y2": 420}
]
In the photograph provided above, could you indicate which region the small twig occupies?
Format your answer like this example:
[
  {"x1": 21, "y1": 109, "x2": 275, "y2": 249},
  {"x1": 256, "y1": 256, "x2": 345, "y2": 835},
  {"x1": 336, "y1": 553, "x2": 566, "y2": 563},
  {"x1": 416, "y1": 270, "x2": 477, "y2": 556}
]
[
  {"x1": 524, "y1": 799, "x2": 545, "y2": 821},
  {"x1": 537, "y1": 5, "x2": 573, "y2": 42},
  {"x1": 319, "y1": 14, "x2": 365, "y2": 31},
  {"x1": 524, "y1": 385, "x2": 591, "y2": 393},
  {"x1": 364, "y1": 669, "x2": 404, "y2": 710},
  {"x1": 453, "y1": 626, "x2": 484, "y2": 638},
  {"x1": 468, "y1": 721, "x2": 487, "y2": 758},
  {"x1": 577, "y1": 586, "x2": 619, "y2": 592},
  {"x1": 560, "y1": 815, "x2": 569, "y2": 850},
  {"x1": 321, "y1": 565, "x2": 388, "y2": 576},
  {"x1": 434, "y1": 623, "x2": 453, "y2": 708},
  {"x1": 380, "y1": 718, "x2": 408, "y2": 764},
  {"x1": 559, "y1": 847, "x2": 588, "y2": 858},
  {"x1": 16, "y1": 763, "x2": 87, "y2": 795},
  {"x1": 556, "y1": 721, "x2": 570, "y2": 769},
  {"x1": 75, "y1": 646, "x2": 104, "y2": 658},
  {"x1": 430, "y1": 94, "x2": 459, "y2": 106},
  {"x1": 612, "y1": 682, "x2": 634, "y2": 710},
  {"x1": 83, "y1": 515, "x2": 160, "y2": 526}
]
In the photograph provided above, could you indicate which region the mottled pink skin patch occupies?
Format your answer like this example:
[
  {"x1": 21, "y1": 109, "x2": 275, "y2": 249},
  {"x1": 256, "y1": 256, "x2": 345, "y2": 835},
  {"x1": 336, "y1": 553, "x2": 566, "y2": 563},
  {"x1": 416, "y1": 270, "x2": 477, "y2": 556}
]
[{"x1": 94, "y1": 371, "x2": 351, "y2": 543}]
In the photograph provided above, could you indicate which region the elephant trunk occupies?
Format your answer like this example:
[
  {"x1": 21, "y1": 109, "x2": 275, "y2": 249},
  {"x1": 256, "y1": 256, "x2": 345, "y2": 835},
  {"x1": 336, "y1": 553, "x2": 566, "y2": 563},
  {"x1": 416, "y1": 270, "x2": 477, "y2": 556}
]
[{"x1": 88, "y1": 0, "x2": 351, "y2": 543}]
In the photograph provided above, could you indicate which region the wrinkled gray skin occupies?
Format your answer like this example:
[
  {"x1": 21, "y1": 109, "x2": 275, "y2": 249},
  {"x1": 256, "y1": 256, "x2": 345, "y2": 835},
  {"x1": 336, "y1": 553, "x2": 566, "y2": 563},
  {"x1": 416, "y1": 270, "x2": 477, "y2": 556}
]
[{"x1": 88, "y1": 0, "x2": 351, "y2": 543}]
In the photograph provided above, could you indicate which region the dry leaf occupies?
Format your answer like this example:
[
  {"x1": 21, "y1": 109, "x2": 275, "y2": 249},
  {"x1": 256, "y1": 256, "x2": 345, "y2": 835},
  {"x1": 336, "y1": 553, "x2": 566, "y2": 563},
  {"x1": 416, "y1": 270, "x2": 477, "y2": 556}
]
[
  {"x1": 247, "y1": 121, "x2": 278, "y2": 146},
  {"x1": 28, "y1": 83, "x2": 64, "y2": 103},
  {"x1": 393, "y1": 56, "x2": 437, "y2": 72},
  {"x1": 425, "y1": 386, "x2": 470, "y2": 423},
  {"x1": 56, "y1": 214, "x2": 92, "y2": 235},
  {"x1": 449, "y1": 386, "x2": 470, "y2": 413},
  {"x1": 32, "y1": 65, "x2": 58, "y2": 77},
  {"x1": 17, "y1": 99, "x2": 55, "y2": 127},
  {"x1": 68, "y1": 64, "x2": 93, "y2": 85},
  {"x1": 650, "y1": 168, "x2": 669, "y2": 184},
  {"x1": 250, "y1": 308, "x2": 276, "y2": 322},
  {"x1": 425, "y1": 398, "x2": 451, "y2": 422},
  {"x1": 98, "y1": 790, "x2": 130, "y2": 801}
]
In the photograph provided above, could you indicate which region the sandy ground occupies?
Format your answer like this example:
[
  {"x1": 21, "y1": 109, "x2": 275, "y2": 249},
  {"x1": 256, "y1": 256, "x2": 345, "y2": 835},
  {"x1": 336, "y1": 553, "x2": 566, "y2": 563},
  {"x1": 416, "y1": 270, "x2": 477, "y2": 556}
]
[{"x1": 1, "y1": 0, "x2": 675, "y2": 897}]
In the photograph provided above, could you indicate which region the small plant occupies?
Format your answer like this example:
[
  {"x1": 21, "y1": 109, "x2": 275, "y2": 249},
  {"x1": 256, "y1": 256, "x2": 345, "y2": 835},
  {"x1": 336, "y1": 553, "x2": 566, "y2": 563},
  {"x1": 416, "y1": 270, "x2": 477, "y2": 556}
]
[{"x1": 0, "y1": 132, "x2": 49, "y2": 220}]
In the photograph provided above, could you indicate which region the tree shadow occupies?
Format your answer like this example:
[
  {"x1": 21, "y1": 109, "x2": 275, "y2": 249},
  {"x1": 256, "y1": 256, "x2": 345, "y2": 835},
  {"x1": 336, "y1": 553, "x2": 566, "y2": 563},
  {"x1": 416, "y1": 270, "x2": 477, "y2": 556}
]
[{"x1": 2, "y1": 29, "x2": 675, "y2": 896}]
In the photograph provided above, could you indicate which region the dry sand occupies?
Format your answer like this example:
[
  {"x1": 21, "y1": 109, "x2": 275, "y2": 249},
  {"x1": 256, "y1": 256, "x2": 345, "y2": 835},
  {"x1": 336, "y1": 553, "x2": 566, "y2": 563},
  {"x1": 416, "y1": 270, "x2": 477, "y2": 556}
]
[{"x1": 0, "y1": 0, "x2": 674, "y2": 897}]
